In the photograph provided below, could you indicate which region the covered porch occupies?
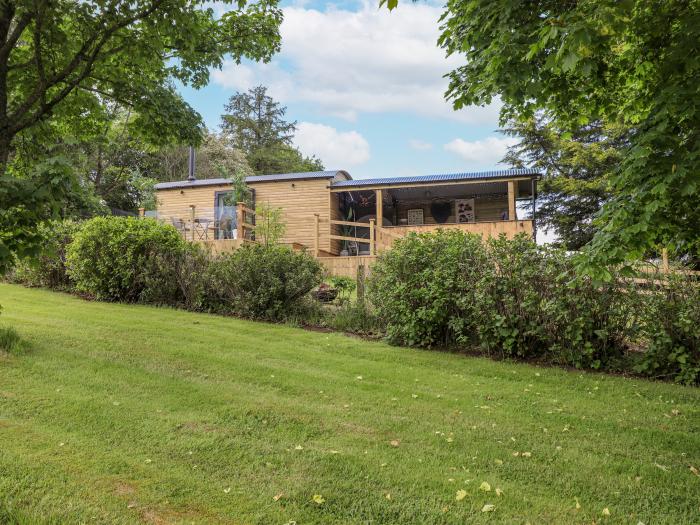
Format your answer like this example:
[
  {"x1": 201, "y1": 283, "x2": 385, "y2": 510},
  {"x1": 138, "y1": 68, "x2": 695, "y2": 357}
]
[{"x1": 323, "y1": 169, "x2": 538, "y2": 257}]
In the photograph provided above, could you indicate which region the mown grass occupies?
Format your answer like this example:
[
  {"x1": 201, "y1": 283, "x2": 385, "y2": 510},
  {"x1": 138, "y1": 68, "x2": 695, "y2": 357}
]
[{"x1": 0, "y1": 283, "x2": 698, "y2": 524}]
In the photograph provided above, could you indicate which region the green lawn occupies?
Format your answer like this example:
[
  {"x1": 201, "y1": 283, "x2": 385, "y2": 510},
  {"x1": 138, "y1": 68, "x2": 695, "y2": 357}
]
[{"x1": 0, "y1": 284, "x2": 699, "y2": 524}]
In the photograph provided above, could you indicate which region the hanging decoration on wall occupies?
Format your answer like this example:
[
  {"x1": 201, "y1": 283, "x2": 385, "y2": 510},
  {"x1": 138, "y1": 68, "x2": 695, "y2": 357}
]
[
  {"x1": 407, "y1": 208, "x2": 424, "y2": 225},
  {"x1": 455, "y1": 198, "x2": 475, "y2": 223},
  {"x1": 430, "y1": 199, "x2": 451, "y2": 224}
]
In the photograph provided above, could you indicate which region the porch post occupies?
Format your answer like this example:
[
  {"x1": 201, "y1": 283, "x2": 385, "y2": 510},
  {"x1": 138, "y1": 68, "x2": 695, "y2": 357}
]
[
  {"x1": 369, "y1": 218, "x2": 376, "y2": 256},
  {"x1": 189, "y1": 204, "x2": 196, "y2": 241},
  {"x1": 375, "y1": 189, "x2": 383, "y2": 253},
  {"x1": 507, "y1": 181, "x2": 516, "y2": 221},
  {"x1": 236, "y1": 202, "x2": 244, "y2": 240}
]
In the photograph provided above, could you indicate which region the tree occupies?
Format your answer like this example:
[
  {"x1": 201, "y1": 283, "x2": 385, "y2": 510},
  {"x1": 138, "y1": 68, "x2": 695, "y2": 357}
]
[
  {"x1": 220, "y1": 85, "x2": 324, "y2": 174},
  {"x1": 0, "y1": 0, "x2": 282, "y2": 273},
  {"x1": 501, "y1": 115, "x2": 626, "y2": 250},
  {"x1": 385, "y1": 0, "x2": 700, "y2": 272}
]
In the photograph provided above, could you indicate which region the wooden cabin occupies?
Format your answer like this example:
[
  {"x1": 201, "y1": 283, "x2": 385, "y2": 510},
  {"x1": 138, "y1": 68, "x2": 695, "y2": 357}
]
[{"x1": 154, "y1": 168, "x2": 539, "y2": 276}]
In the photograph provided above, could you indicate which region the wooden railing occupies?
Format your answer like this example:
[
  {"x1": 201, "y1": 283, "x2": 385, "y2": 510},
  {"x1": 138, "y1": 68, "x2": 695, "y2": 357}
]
[{"x1": 328, "y1": 218, "x2": 377, "y2": 255}]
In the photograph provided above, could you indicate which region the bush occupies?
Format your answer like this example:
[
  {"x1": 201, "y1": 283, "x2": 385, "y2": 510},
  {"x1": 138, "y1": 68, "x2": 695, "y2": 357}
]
[
  {"x1": 476, "y1": 235, "x2": 633, "y2": 368},
  {"x1": 329, "y1": 276, "x2": 356, "y2": 304},
  {"x1": 8, "y1": 220, "x2": 82, "y2": 290},
  {"x1": 206, "y1": 244, "x2": 323, "y2": 320},
  {"x1": 635, "y1": 272, "x2": 700, "y2": 385},
  {"x1": 368, "y1": 230, "x2": 490, "y2": 347},
  {"x1": 66, "y1": 216, "x2": 188, "y2": 302},
  {"x1": 368, "y1": 231, "x2": 634, "y2": 369}
]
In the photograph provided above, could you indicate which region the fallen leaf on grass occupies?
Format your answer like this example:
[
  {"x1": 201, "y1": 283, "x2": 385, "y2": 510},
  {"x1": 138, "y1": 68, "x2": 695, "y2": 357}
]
[
  {"x1": 455, "y1": 489, "x2": 467, "y2": 501},
  {"x1": 602, "y1": 507, "x2": 610, "y2": 516},
  {"x1": 356, "y1": 376, "x2": 363, "y2": 380},
  {"x1": 294, "y1": 445, "x2": 304, "y2": 450},
  {"x1": 223, "y1": 487, "x2": 231, "y2": 494},
  {"x1": 575, "y1": 497, "x2": 581, "y2": 510},
  {"x1": 494, "y1": 459, "x2": 503, "y2": 465},
  {"x1": 273, "y1": 493, "x2": 283, "y2": 501},
  {"x1": 312, "y1": 494, "x2": 325, "y2": 505},
  {"x1": 521, "y1": 451, "x2": 532, "y2": 457},
  {"x1": 390, "y1": 440, "x2": 400, "y2": 447},
  {"x1": 689, "y1": 465, "x2": 699, "y2": 477},
  {"x1": 385, "y1": 493, "x2": 391, "y2": 500},
  {"x1": 495, "y1": 488, "x2": 503, "y2": 497},
  {"x1": 479, "y1": 481, "x2": 491, "y2": 492},
  {"x1": 481, "y1": 504, "x2": 495, "y2": 512}
]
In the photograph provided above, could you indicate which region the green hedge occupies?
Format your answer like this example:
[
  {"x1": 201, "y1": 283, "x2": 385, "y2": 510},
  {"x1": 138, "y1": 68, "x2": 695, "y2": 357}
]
[
  {"x1": 66, "y1": 216, "x2": 188, "y2": 302},
  {"x1": 8, "y1": 220, "x2": 82, "y2": 290},
  {"x1": 207, "y1": 244, "x2": 324, "y2": 320},
  {"x1": 368, "y1": 231, "x2": 634, "y2": 370}
]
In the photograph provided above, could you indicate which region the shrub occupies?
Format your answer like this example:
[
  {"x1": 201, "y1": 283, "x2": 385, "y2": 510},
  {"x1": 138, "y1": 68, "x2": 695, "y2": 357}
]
[
  {"x1": 206, "y1": 244, "x2": 323, "y2": 320},
  {"x1": 368, "y1": 230, "x2": 490, "y2": 347},
  {"x1": 66, "y1": 216, "x2": 188, "y2": 302},
  {"x1": 635, "y1": 272, "x2": 700, "y2": 385},
  {"x1": 8, "y1": 220, "x2": 82, "y2": 290},
  {"x1": 329, "y1": 276, "x2": 356, "y2": 304},
  {"x1": 477, "y1": 235, "x2": 633, "y2": 368},
  {"x1": 368, "y1": 230, "x2": 634, "y2": 369}
]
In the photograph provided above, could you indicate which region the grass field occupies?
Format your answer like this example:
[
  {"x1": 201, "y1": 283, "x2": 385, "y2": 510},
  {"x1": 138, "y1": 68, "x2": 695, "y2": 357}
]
[{"x1": 1, "y1": 283, "x2": 699, "y2": 524}]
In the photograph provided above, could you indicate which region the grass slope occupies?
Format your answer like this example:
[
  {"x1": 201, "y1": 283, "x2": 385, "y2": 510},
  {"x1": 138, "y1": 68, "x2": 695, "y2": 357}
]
[{"x1": 0, "y1": 283, "x2": 699, "y2": 524}]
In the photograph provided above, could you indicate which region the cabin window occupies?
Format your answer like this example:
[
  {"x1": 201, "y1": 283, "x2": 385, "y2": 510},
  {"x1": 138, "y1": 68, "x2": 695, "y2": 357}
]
[{"x1": 215, "y1": 191, "x2": 236, "y2": 239}]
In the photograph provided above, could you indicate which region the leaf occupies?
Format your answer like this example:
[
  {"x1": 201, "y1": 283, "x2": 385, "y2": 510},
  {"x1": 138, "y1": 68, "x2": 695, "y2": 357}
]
[
  {"x1": 455, "y1": 489, "x2": 467, "y2": 501},
  {"x1": 575, "y1": 497, "x2": 581, "y2": 510},
  {"x1": 689, "y1": 465, "x2": 699, "y2": 477},
  {"x1": 479, "y1": 481, "x2": 491, "y2": 492},
  {"x1": 273, "y1": 493, "x2": 283, "y2": 501},
  {"x1": 312, "y1": 494, "x2": 325, "y2": 505},
  {"x1": 224, "y1": 487, "x2": 231, "y2": 494},
  {"x1": 495, "y1": 488, "x2": 503, "y2": 497},
  {"x1": 602, "y1": 507, "x2": 611, "y2": 516},
  {"x1": 294, "y1": 445, "x2": 303, "y2": 450},
  {"x1": 481, "y1": 504, "x2": 496, "y2": 512},
  {"x1": 390, "y1": 439, "x2": 400, "y2": 447}
]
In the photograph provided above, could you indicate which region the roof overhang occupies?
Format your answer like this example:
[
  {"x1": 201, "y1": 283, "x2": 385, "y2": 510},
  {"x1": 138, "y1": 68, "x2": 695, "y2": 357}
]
[
  {"x1": 329, "y1": 168, "x2": 540, "y2": 192},
  {"x1": 154, "y1": 170, "x2": 352, "y2": 191}
]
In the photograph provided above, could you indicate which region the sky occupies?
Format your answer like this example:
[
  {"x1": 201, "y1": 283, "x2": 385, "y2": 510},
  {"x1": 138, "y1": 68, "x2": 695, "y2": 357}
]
[{"x1": 178, "y1": 0, "x2": 516, "y2": 181}]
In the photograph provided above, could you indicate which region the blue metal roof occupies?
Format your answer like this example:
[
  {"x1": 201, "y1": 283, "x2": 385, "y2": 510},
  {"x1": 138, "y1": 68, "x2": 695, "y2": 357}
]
[
  {"x1": 330, "y1": 168, "x2": 539, "y2": 188},
  {"x1": 155, "y1": 170, "x2": 350, "y2": 190}
]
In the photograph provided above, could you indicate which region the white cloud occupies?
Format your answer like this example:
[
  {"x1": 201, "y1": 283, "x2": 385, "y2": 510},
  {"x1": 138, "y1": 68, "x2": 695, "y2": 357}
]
[
  {"x1": 409, "y1": 139, "x2": 433, "y2": 151},
  {"x1": 211, "y1": 2, "x2": 500, "y2": 123},
  {"x1": 443, "y1": 136, "x2": 517, "y2": 165},
  {"x1": 295, "y1": 122, "x2": 370, "y2": 167}
]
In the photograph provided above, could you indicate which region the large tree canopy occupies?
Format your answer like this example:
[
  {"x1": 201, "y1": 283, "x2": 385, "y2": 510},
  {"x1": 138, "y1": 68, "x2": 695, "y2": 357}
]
[
  {"x1": 386, "y1": 0, "x2": 699, "y2": 272},
  {"x1": 221, "y1": 85, "x2": 323, "y2": 174},
  {"x1": 502, "y1": 115, "x2": 626, "y2": 251},
  {"x1": 0, "y1": 0, "x2": 282, "y2": 273}
]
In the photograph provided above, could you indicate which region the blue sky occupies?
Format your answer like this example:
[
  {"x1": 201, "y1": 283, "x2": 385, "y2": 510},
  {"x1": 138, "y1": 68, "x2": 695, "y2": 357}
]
[{"x1": 179, "y1": 0, "x2": 515, "y2": 180}]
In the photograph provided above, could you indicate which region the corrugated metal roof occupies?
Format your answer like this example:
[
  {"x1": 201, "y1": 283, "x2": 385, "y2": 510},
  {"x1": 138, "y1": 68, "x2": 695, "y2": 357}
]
[
  {"x1": 154, "y1": 170, "x2": 350, "y2": 190},
  {"x1": 330, "y1": 168, "x2": 539, "y2": 188}
]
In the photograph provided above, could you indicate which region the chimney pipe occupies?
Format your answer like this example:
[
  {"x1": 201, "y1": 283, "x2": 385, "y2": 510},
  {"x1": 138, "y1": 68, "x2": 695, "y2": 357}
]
[{"x1": 187, "y1": 146, "x2": 196, "y2": 181}]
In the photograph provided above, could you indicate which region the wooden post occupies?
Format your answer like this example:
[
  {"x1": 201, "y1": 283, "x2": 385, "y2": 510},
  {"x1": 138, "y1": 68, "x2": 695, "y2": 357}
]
[
  {"x1": 507, "y1": 180, "x2": 516, "y2": 221},
  {"x1": 138, "y1": 207, "x2": 145, "y2": 218},
  {"x1": 661, "y1": 248, "x2": 670, "y2": 274},
  {"x1": 369, "y1": 218, "x2": 375, "y2": 256},
  {"x1": 189, "y1": 204, "x2": 196, "y2": 241},
  {"x1": 314, "y1": 213, "x2": 320, "y2": 257},
  {"x1": 375, "y1": 189, "x2": 383, "y2": 252},
  {"x1": 356, "y1": 263, "x2": 365, "y2": 305},
  {"x1": 236, "y1": 202, "x2": 244, "y2": 240}
]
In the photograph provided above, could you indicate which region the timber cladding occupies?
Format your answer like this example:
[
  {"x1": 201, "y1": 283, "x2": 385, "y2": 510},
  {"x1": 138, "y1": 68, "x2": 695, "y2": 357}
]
[
  {"x1": 156, "y1": 183, "x2": 231, "y2": 222},
  {"x1": 250, "y1": 178, "x2": 331, "y2": 252},
  {"x1": 156, "y1": 178, "x2": 333, "y2": 252}
]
